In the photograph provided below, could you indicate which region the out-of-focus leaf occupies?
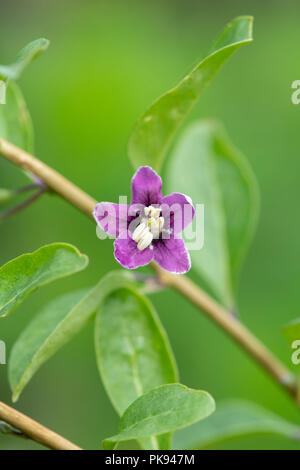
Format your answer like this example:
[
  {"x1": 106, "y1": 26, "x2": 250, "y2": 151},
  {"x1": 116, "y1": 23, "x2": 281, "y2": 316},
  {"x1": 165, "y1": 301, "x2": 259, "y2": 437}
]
[
  {"x1": 0, "y1": 38, "x2": 49, "y2": 153},
  {"x1": 95, "y1": 286, "x2": 178, "y2": 450},
  {"x1": 0, "y1": 80, "x2": 6, "y2": 104},
  {"x1": 173, "y1": 400, "x2": 300, "y2": 449},
  {"x1": 9, "y1": 271, "x2": 135, "y2": 402},
  {"x1": 0, "y1": 38, "x2": 49, "y2": 81},
  {"x1": 128, "y1": 16, "x2": 253, "y2": 171},
  {"x1": 282, "y1": 319, "x2": 300, "y2": 345},
  {"x1": 167, "y1": 120, "x2": 259, "y2": 307},
  {"x1": 103, "y1": 384, "x2": 215, "y2": 450},
  {"x1": 0, "y1": 188, "x2": 14, "y2": 206},
  {"x1": 0, "y1": 243, "x2": 88, "y2": 318},
  {"x1": 0, "y1": 81, "x2": 33, "y2": 151}
]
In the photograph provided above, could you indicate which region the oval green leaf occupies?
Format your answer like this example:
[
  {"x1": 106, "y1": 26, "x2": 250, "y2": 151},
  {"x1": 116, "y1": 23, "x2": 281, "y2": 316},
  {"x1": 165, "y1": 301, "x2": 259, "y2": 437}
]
[
  {"x1": 0, "y1": 243, "x2": 88, "y2": 318},
  {"x1": 103, "y1": 383, "x2": 215, "y2": 450},
  {"x1": 0, "y1": 38, "x2": 49, "y2": 81},
  {"x1": 9, "y1": 271, "x2": 134, "y2": 402},
  {"x1": 166, "y1": 120, "x2": 259, "y2": 307},
  {"x1": 95, "y1": 286, "x2": 178, "y2": 449},
  {"x1": 174, "y1": 400, "x2": 300, "y2": 449},
  {"x1": 128, "y1": 16, "x2": 253, "y2": 171}
]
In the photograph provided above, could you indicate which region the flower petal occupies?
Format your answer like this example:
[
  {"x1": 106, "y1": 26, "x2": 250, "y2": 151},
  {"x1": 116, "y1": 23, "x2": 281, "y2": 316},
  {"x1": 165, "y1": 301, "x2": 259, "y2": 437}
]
[
  {"x1": 93, "y1": 202, "x2": 129, "y2": 238},
  {"x1": 153, "y1": 237, "x2": 191, "y2": 274},
  {"x1": 160, "y1": 193, "x2": 195, "y2": 234},
  {"x1": 114, "y1": 231, "x2": 154, "y2": 269},
  {"x1": 131, "y1": 166, "x2": 162, "y2": 206}
]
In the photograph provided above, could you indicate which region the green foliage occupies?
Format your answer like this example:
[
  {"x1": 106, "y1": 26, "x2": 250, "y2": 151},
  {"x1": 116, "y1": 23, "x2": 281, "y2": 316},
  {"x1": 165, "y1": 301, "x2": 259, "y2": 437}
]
[
  {"x1": 9, "y1": 271, "x2": 134, "y2": 402},
  {"x1": 166, "y1": 120, "x2": 259, "y2": 307},
  {"x1": 95, "y1": 286, "x2": 178, "y2": 449},
  {"x1": 0, "y1": 243, "x2": 88, "y2": 318},
  {"x1": 0, "y1": 81, "x2": 33, "y2": 152},
  {"x1": 174, "y1": 400, "x2": 300, "y2": 449},
  {"x1": 0, "y1": 38, "x2": 49, "y2": 153},
  {"x1": 103, "y1": 383, "x2": 215, "y2": 450},
  {"x1": 95, "y1": 286, "x2": 178, "y2": 414},
  {"x1": 128, "y1": 16, "x2": 253, "y2": 171},
  {"x1": 0, "y1": 38, "x2": 49, "y2": 81}
]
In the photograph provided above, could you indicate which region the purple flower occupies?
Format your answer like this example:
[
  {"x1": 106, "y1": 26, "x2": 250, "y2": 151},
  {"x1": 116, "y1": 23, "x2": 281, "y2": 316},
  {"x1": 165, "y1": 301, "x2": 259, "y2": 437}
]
[{"x1": 93, "y1": 166, "x2": 195, "y2": 274}]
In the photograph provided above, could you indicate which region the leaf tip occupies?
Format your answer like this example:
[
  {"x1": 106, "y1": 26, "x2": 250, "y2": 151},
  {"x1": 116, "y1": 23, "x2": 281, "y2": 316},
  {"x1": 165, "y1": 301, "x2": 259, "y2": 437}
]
[{"x1": 11, "y1": 392, "x2": 19, "y2": 404}]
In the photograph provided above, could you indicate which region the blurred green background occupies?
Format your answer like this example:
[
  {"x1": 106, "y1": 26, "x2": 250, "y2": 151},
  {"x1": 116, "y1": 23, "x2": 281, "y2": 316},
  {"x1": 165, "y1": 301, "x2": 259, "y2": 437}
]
[{"x1": 1, "y1": 0, "x2": 300, "y2": 450}]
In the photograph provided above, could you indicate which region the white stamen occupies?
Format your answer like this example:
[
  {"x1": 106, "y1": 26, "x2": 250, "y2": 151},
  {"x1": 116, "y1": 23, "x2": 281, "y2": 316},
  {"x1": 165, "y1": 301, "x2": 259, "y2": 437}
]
[
  {"x1": 149, "y1": 217, "x2": 160, "y2": 238},
  {"x1": 132, "y1": 222, "x2": 147, "y2": 242},
  {"x1": 158, "y1": 216, "x2": 164, "y2": 232},
  {"x1": 137, "y1": 231, "x2": 153, "y2": 250},
  {"x1": 133, "y1": 206, "x2": 165, "y2": 250},
  {"x1": 144, "y1": 206, "x2": 161, "y2": 219}
]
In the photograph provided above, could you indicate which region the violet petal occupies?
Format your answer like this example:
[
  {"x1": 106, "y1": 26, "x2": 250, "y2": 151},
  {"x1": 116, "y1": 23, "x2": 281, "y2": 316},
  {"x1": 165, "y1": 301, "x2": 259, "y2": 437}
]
[
  {"x1": 131, "y1": 166, "x2": 162, "y2": 206},
  {"x1": 114, "y1": 231, "x2": 154, "y2": 269},
  {"x1": 93, "y1": 202, "x2": 129, "y2": 238},
  {"x1": 160, "y1": 192, "x2": 195, "y2": 234},
  {"x1": 154, "y1": 237, "x2": 191, "y2": 274}
]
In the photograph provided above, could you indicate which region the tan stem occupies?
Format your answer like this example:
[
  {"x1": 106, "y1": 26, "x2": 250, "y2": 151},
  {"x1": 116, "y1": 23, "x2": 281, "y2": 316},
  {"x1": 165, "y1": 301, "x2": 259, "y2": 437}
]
[
  {"x1": 0, "y1": 401, "x2": 81, "y2": 450},
  {"x1": 0, "y1": 139, "x2": 96, "y2": 217},
  {"x1": 0, "y1": 137, "x2": 297, "y2": 405}
]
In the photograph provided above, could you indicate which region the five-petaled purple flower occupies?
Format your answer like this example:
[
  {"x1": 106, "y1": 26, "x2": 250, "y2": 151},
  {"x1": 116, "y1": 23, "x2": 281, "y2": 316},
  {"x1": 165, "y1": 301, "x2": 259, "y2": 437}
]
[{"x1": 93, "y1": 166, "x2": 195, "y2": 274}]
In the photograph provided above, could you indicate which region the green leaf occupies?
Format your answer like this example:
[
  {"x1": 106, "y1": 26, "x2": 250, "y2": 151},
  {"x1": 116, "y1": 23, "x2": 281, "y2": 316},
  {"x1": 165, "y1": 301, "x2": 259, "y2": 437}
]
[
  {"x1": 0, "y1": 79, "x2": 6, "y2": 104},
  {"x1": 0, "y1": 38, "x2": 49, "y2": 81},
  {"x1": 167, "y1": 120, "x2": 259, "y2": 307},
  {"x1": 9, "y1": 271, "x2": 134, "y2": 402},
  {"x1": 282, "y1": 319, "x2": 300, "y2": 345},
  {"x1": 0, "y1": 81, "x2": 33, "y2": 152},
  {"x1": 103, "y1": 383, "x2": 215, "y2": 450},
  {"x1": 173, "y1": 400, "x2": 300, "y2": 449},
  {"x1": 128, "y1": 16, "x2": 253, "y2": 171},
  {"x1": 0, "y1": 39, "x2": 49, "y2": 153},
  {"x1": 0, "y1": 243, "x2": 88, "y2": 318},
  {"x1": 95, "y1": 286, "x2": 178, "y2": 450}
]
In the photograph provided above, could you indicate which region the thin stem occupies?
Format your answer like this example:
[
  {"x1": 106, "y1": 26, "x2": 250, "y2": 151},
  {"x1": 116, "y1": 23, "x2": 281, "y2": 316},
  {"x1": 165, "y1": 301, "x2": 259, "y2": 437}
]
[
  {"x1": 14, "y1": 183, "x2": 42, "y2": 194},
  {"x1": 133, "y1": 273, "x2": 166, "y2": 294},
  {"x1": 0, "y1": 139, "x2": 96, "y2": 217},
  {"x1": 0, "y1": 138, "x2": 297, "y2": 407},
  {"x1": 0, "y1": 401, "x2": 81, "y2": 450},
  {"x1": 0, "y1": 187, "x2": 46, "y2": 221}
]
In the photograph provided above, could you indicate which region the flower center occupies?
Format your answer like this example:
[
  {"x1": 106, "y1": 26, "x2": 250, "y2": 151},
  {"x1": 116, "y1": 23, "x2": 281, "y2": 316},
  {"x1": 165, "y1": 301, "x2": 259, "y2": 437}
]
[{"x1": 132, "y1": 205, "x2": 164, "y2": 251}]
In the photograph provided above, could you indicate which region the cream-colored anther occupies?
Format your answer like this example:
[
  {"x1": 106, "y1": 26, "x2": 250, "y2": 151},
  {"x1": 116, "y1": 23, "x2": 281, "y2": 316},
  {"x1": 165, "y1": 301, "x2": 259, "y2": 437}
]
[
  {"x1": 148, "y1": 216, "x2": 165, "y2": 239},
  {"x1": 158, "y1": 216, "x2": 164, "y2": 231},
  {"x1": 132, "y1": 222, "x2": 147, "y2": 242},
  {"x1": 144, "y1": 206, "x2": 161, "y2": 219},
  {"x1": 137, "y1": 230, "x2": 153, "y2": 250},
  {"x1": 133, "y1": 206, "x2": 164, "y2": 250},
  {"x1": 149, "y1": 217, "x2": 159, "y2": 238}
]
